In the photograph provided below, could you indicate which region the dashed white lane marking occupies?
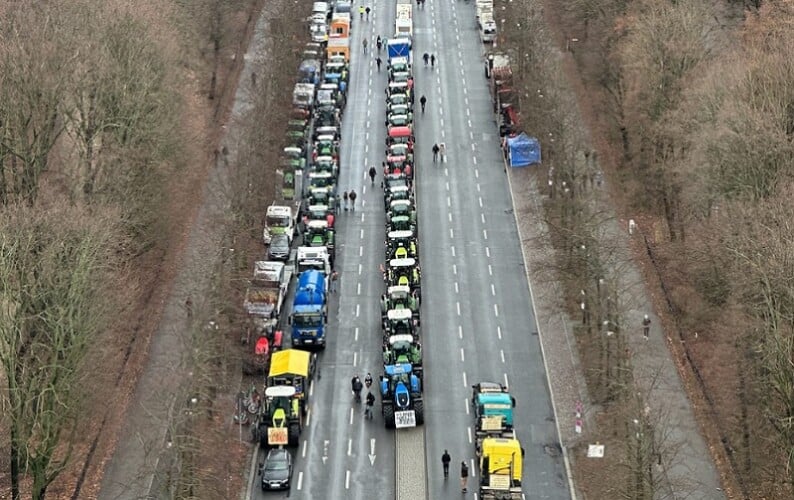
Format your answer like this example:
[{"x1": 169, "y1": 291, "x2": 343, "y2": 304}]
[
  {"x1": 466, "y1": 107, "x2": 470, "y2": 116},
  {"x1": 446, "y1": 181, "x2": 450, "y2": 191},
  {"x1": 485, "y1": 246, "x2": 490, "y2": 257},
  {"x1": 470, "y1": 459, "x2": 477, "y2": 477},
  {"x1": 488, "y1": 264, "x2": 493, "y2": 276},
  {"x1": 365, "y1": 144, "x2": 369, "y2": 154},
  {"x1": 445, "y1": 167, "x2": 449, "y2": 176},
  {"x1": 357, "y1": 282, "x2": 361, "y2": 295},
  {"x1": 355, "y1": 327, "x2": 359, "y2": 342},
  {"x1": 310, "y1": 380, "x2": 315, "y2": 397},
  {"x1": 494, "y1": 304, "x2": 499, "y2": 317},
  {"x1": 349, "y1": 408, "x2": 354, "y2": 425},
  {"x1": 491, "y1": 284, "x2": 496, "y2": 296},
  {"x1": 478, "y1": 197, "x2": 483, "y2": 207},
  {"x1": 464, "y1": 97, "x2": 469, "y2": 106},
  {"x1": 470, "y1": 131, "x2": 475, "y2": 140},
  {"x1": 355, "y1": 304, "x2": 360, "y2": 317},
  {"x1": 451, "y1": 246, "x2": 456, "y2": 257},
  {"x1": 454, "y1": 282, "x2": 459, "y2": 294},
  {"x1": 473, "y1": 157, "x2": 478, "y2": 165},
  {"x1": 504, "y1": 373, "x2": 510, "y2": 389},
  {"x1": 348, "y1": 438, "x2": 353, "y2": 456},
  {"x1": 497, "y1": 326, "x2": 503, "y2": 340},
  {"x1": 440, "y1": 117, "x2": 444, "y2": 127},
  {"x1": 345, "y1": 470, "x2": 351, "y2": 489},
  {"x1": 462, "y1": 371, "x2": 468, "y2": 387},
  {"x1": 302, "y1": 440, "x2": 308, "y2": 458},
  {"x1": 481, "y1": 213, "x2": 486, "y2": 224},
  {"x1": 366, "y1": 120, "x2": 370, "y2": 128},
  {"x1": 483, "y1": 229, "x2": 488, "y2": 240},
  {"x1": 467, "y1": 426, "x2": 473, "y2": 444},
  {"x1": 447, "y1": 196, "x2": 451, "y2": 207},
  {"x1": 297, "y1": 472, "x2": 304, "y2": 490},
  {"x1": 456, "y1": 302, "x2": 461, "y2": 316},
  {"x1": 439, "y1": 107, "x2": 444, "y2": 116},
  {"x1": 471, "y1": 143, "x2": 476, "y2": 151},
  {"x1": 453, "y1": 264, "x2": 457, "y2": 275},
  {"x1": 500, "y1": 350, "x2": 506, "y2": 363},
  {"x1": 475, "y1": 169, "x2": 479, "y2": 178},
  {"x1": 361, "y1": 210, "x2": 366, "y2": 220},
  {"x1": 449, "y1": 228, "x2": 454, "y2": 238},
  {"x1": 441, "y1": 129, "x2": 446, "y2": 139},
  {"x1": 359, "y1": 246, "x2": 363, "y2": 257},
  {"x1": 464, "y1": 398, "x2": 470, "y2": 415},
  {"x1": 360, "y1": 228, "x2": 364, "y2": 239},
  {"x1": 353, "y1": 351, "x2": 357, "y2": 367},
  {"x1": 463, "y1": 87, "x2": 468, "y2": 95},
  {"x1": 460, "y1": 348, "x2": 465, "y2": 362},
  {"x1": 468, "y1": 119, "x2": 472, "y2": 128},
  {"x1": 458, "y1": 325, "x2": 463, "y2": 339},
  {"x1": 448, "y1": 213, "x2": 452, "y2": 222},
  {"x1": 477, "y1": 184, "x2": 481, "y2": 192},
  {"x1": 358, "y1": 263, "x2": 362, "y2": 275}
]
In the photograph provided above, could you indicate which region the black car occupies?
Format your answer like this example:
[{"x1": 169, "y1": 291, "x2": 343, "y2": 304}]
[
  {"x1": 267, "y1": 234, "x2": 291, "y2": 261},
  {"x1": 260, "y1": 448, "x2": 293, "y2": 491}
]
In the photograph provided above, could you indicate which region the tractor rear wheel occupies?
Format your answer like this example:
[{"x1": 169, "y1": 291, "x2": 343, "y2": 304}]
[
  {"x1": 383, "y1": 402, "x2": 395, "y2": 429},
  {"x1": 414, "y1": 398, "x2": 424, "y2": 425},
  {"x1": 288, "y1": 422, "x2": 301, "y2": 447}
]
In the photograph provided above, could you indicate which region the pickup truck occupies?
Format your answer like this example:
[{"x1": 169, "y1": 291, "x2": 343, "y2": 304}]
[{"x1": 244, "y1": 261, "x2": 290, "y2": 322}]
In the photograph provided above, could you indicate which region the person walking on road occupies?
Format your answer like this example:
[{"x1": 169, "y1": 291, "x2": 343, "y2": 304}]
[
  {"x1": 358, "y1": 5, "x2": 364, "y2": 19},
  {"x1": 365, "y1": 391, "x2": 375, "y2": 419},
  {"x1": 362, "y1": 38, "x2": 368, "y2": 54},
  {"x1": 330, "y1": 270, "x2": 339, "y2": 293},
  {"x1": 343, "y1": 191, "x2": 349, "y2": 211},
  {"x1": 349, "y1": 189, "x2": 358, "y2": 211},
  {"x1": 365, "y1": 6, "x2": 371, "y2": 20},
  {"x1": 460, "y1": 461, "x2": 469, "y2": 493},
  {"x1": 432, "y1": 143, "x2": 440, "y2": 163},
  {"x1": 368, "y1": 166, "x2": 377, "y2": 185},
  {"x1": 423, "y1": 52, "x2": 429, "y2": 66},
  {"x1": 430, "y1": 53, "x2": 436, "y2": 68},
  {"x1": 420, "y1": 94, "x2": 427, "y2": 114},
  {"x1": 642, "y1": 314, "x2": 651, "y2": 339},
  {"x1": 376, "y1": 37, "x2": 382, "y2": 53},
  {"x1": 376, "y1": 56, "x2": 382, "y2": 72},
  {"x1": 364, "y1": 372, "x2": 373, "y2": 388},
  {"x1": 438, "y1": 142, "x2": 446, "y2": 162},
  {"x1": 442, "y1": 450, "x2": 451, "y2": 478}
]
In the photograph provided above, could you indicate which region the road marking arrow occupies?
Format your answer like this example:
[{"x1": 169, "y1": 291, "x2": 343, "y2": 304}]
[
  {"x1": 368, "y1": 438, "x2": 376, "y2": 465},
  {"x1": 322, "y1": 439, "x2": 330, "y2": 464}
]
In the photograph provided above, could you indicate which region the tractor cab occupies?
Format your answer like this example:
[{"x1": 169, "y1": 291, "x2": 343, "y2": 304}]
[
  {"x1": 257, "y1": 385, "x2": 302, "y2": 447},
  {"x1": 307, "y1": 187, "x2": 334, "y2": 207},
  {"x1": 383, "y1": 334, "x2": 422, "y2": 375},
  {"x1": 267, "y1": 349, "x2": 316, "y2": 403},
  {"x1": 385, "y1": 185, "x2": 411, "y2": 207},
  {"x1": 385, "y1": 257, "x2": 421, "y2": 292},
  {"x1": 387, "y1": 199, "x2": 416, "y2": 224},
  {"x1": 386, "y1": 229, "x2": 417, "y2": 256},
  {"x1": 383, "y1": 173, "x2": 409, "y2": 192},
  {"x1": 312, "y1": 155, "x2": 339, "y2": 176},
  {"x1": 304, "y1": 204, "x2": 335, "y2": 227},
  {"x1": 303, "y1": 220, "x2": 334, "y2": 250},
  {"x1": 313, "y1": 125, "x2": 339, "y2": 142},
  {"x1": 308, "y1": 171, "x2": 336, "y2": 192},
  {"x1": 315, "y1": 106, "x2": 339, "y2": 128},
  {"x1": 283, "y1": 147, "x2": 306, "y2": 170},
  {"x1": 388, "y1": 215, "x2": 414, "y2": 233},
  {"x1": 388, "y1": 143, "x2": 413, "y2": 163},
  {"x1": 313, "y1": 138, "x2": 339, "y2": 162},
  {"x1": 379, "y1": 362, "x2": 423, "y2": 428},
  {"x1": 383, "y1": 308, "x2": 416, "y2": 338},
  {"x1": 380, "y1": 284, "x2": 419, "y2": 320}
]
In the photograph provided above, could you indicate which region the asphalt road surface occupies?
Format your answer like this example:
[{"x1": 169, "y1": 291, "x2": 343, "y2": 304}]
[
  {"x1": 413, "y1": 3, "x2": 572, "y2": 499},
  {"x1": 249, "y1": 6, "x2": 394, "y2": 500}
]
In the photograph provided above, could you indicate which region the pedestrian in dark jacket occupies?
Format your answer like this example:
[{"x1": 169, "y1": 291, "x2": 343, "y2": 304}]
[
  {"x1": 442, "y1": 450, "x2": 451, "y2": 478},
  {"x1": 460, "y1": 461, "x2": 469, "y2": 492},
  {"x1": 349, "y1": 190, "x2": 358, "y2": 211}
]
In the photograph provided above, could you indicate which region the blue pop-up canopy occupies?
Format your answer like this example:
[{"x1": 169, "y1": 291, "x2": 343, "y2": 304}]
[{"x1": 507, "y1": 133, "x2": 541, "y2": 167}]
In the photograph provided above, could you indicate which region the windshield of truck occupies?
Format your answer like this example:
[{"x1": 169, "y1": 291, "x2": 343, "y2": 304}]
[
  {"x1": 294, "y1": 313, "x2": 323, "y2": 327},
  {"x1": 267, "y1": 215, "x2": 290, "y2": 227}
]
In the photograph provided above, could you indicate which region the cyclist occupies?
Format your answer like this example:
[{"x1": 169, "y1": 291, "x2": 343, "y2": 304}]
[
  {"x1": 420, "y1": 95, "x2": 427, "y2": 114},
  {"x1": 365, "y1": 392, "x2": 376, "y2": 419},
  {"x1": 422, "y1": 52, "x2": 429, "y2": 66}
]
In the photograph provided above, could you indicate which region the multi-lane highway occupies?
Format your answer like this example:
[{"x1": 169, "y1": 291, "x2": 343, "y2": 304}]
[
  {"x1": 251, "y1": 1, "x2": 572, "y2": 499},
  {"x1": 413, "y1": 2, "x2": 572, "y2": 499}
]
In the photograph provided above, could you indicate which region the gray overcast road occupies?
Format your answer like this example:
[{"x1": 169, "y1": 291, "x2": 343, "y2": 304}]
[
  {"x1": 250, "y1": 3, "x2": 394, "y2": 500},
  {"x1": 414, "y1": 2, "x2": 571, "y2": 500},
  {"x1": 252, "y1": 1, "x2": 572, "y2": 499}
]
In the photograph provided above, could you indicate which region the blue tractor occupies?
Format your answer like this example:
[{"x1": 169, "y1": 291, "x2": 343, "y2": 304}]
[{"x1": 379, "y1": 363, "x2": 423, "y2": 428}]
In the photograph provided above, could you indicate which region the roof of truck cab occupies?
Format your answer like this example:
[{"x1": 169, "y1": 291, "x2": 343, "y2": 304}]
[
  {"x1": 477, "y1": 392, "x2": 513, "y2": 405},
  {"x1": 269, "y1": 349, "x2": 311, "y2": 378}
]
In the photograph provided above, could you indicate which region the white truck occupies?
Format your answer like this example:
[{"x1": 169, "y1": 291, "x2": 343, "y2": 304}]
[
  {"x1": 476, "y1": 0, "x2": 494, "y2": 23},
  {"x1": 244, "y1": 261, "x2": 290, "y2": 321},
  {"x1": 263, "y1": 201, "x2": 302, "y2": 245},
  {"x1": 295, "y1": 246, "x2": 332, "y2": 277},
  {"x1": 293, "y1": 83, "x2": 316, "y2": 109},
  {"x1": 479, "y1": 12, "x2": 497, "y2": 43},
  {"x1": 395, "y1": 0, "x2": 413, "y2": 38}
]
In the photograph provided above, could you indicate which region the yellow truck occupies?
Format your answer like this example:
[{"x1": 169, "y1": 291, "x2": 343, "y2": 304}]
[{"x1": 479, "y1": 437, "x2": 523, "y2": 500}]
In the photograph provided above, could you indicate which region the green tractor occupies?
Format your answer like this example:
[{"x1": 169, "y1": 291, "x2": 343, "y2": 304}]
[
  {"x1": 382, "y1": 308, "x2": 417, "y2": 339},
  {"x1": 385, "y1": 230, "x2": 418, "y2": 260},
  {"x1": 380, "y1": 285, "x2": 420, "y2": 323},
  {"x1": 383, "y1": 334, "x2": 423, "y2": 379},
  {"x1": 254, "y1": 386, "x2": 303, "y2": 447},
  {"x1": 312, "y1": 155, "x2": 339, "y2": 177},
  {"x1": 386, "y1": 200, "x2": 416, "y2": 232},
  {"x1": 384, "y1": 184, "x2": 412, "y2": 208},
  {"x1": 303, "y1": 219, "x2": 335, "y2": 255},
  {"x1": 306, "y1": 187, "x2": 335, "y2": 208},
  {"x1": 383, "y1": 258, "x2": 421, "y2": 298},
  {"x1": 308, "y1": 171, "x2": 336, "y2": 193}
]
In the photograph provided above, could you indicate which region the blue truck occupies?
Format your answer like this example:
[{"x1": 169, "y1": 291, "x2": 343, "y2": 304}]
[
  {"x1": 289, "y1": 270, "x2": 327, "y2": 348},
  {"x1": 471, "y1": 382, "x2": 517, "y2": 454}
]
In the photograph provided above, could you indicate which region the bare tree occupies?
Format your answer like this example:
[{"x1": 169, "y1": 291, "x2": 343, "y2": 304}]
[{"x1": 0, "y1": 202, "x2": 124, "y2": 500}]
